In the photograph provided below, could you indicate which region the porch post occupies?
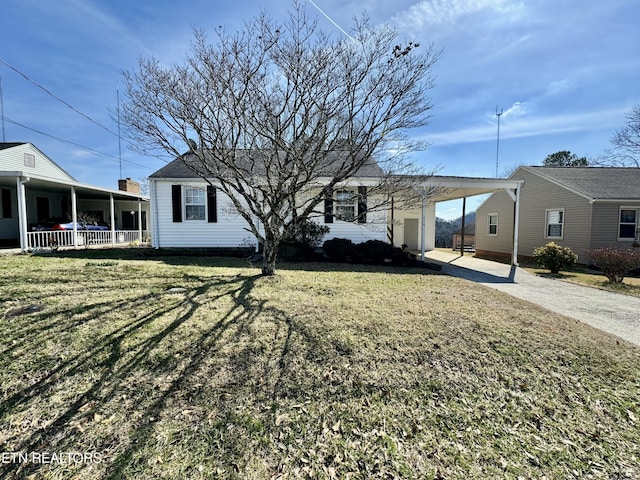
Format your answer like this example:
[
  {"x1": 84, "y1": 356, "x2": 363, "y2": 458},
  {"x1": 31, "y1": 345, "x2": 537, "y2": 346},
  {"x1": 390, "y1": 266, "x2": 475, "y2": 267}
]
[
  {"x1": 512, "y1": 186, "x2": 521, "y2": 265},
  {"x1": 16, "y1": 177, "x2": 29, "y2": 251},
  {"x1": 71, "y1": 186, "x2": 78, "y2": 247},
  {"x1": 420, "y1": 194, "x2": 426, "y2": 261},
  {"x1": 110, "y1": 194, "x2": 116, "y2": 245},
  {"x1": 137, "y1": 199, "x2": 142, "y2": 242}
]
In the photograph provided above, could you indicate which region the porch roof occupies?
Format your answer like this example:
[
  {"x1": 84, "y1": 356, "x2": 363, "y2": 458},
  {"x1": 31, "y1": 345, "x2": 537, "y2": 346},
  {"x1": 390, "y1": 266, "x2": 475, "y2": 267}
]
[{"x1": 0, "y1": 171, "x2": 149, "y2": 202}]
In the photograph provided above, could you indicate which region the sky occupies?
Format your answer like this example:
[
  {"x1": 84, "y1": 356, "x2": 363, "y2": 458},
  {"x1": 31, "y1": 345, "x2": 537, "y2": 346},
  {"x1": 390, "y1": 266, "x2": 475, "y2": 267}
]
[{"x1": 1, "y1": 0, "x2": 639, "y2": 220}]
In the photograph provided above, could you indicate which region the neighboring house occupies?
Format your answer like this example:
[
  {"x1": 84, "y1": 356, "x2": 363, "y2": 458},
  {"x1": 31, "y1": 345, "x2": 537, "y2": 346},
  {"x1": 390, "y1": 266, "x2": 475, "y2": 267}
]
[
  {"x1": 149, "y1": 151, "x2": 525, "y2": 257},
  {"x1": 0, "y1": 142, "x2": 150, "y2": 250},
  {"x1": 476, "y1": 166, "x2": 640, "y2": 263}
]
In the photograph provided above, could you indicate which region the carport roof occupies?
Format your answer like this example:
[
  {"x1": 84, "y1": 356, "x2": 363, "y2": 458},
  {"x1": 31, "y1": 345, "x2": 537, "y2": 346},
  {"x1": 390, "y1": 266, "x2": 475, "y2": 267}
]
[{"x1": 422, "y1": 175, "x2": 523, "y2": 202}]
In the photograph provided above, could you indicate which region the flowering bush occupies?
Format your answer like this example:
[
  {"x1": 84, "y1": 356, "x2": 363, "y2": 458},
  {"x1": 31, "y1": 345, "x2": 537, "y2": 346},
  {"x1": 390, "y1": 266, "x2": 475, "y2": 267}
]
[
  {"x1": 589, "y1": 247, "x2": 640, "y2": 283},
  {"x1": 532, "y1": 242, "x2": 578, "y2": 274}
]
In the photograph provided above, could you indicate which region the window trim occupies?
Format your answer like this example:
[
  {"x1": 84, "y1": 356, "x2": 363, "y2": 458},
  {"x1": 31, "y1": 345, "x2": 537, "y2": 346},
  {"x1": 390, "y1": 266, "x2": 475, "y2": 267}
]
[
  {"x1": 544, "y1": 208, "x2": 564, "y2": 239},
  {"x1": 618, "y1": 206, "x2": 639, "y2": 241},
  {"x1": 487, "y1": 213, "x2": 498, "y2": 236},
  {"x1": 184, "y1": 186, "x2": 206, "y2": 221}
]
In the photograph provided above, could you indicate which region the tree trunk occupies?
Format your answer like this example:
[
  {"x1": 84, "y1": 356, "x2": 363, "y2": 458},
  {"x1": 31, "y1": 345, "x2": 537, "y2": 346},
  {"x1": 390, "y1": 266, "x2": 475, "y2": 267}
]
[{"x1": 261, "y1": 240, "x2": 278, "y2": 276}]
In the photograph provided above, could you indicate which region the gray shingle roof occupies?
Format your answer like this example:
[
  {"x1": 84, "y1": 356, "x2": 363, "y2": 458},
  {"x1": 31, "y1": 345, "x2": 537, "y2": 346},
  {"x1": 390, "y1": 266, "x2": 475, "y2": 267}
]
[
  {"x1": 150, "y1": 150, "x2": 384, "y2": 179},
  {"x1": 523, "y1": 167, "x2": 640, "y2": 200}
]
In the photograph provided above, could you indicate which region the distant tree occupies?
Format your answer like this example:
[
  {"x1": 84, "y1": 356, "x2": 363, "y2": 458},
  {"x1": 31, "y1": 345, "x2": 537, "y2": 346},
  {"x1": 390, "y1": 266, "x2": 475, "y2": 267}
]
[
  {"x1": 120, "y1": 2, "x2": 440, "y2": 275},
  {"x1": 610, "y1": 105, "x2": 640, "y2": 167},
  {"x1": 543, "y1": 151, "x2": 588, "y2": 167}
]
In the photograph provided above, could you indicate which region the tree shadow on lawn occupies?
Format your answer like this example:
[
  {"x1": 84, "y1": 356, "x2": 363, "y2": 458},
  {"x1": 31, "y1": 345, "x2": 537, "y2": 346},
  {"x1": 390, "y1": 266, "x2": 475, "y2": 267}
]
[
  {"x1": 47, "y1": 247, "x2": 443, "y2": 277},
  {"x1": 0, "y1": 270, "x2": 306, "y2": 479}
]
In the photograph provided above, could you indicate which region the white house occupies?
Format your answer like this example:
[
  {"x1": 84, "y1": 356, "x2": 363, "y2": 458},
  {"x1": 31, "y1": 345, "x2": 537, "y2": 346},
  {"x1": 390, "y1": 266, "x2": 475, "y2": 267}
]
[
  {"x1": 149, "y1": 151, "x2": 524, "y2": 261},
  {"x1": 0, "y1": 142, "x2": 150, "y2": 251}
]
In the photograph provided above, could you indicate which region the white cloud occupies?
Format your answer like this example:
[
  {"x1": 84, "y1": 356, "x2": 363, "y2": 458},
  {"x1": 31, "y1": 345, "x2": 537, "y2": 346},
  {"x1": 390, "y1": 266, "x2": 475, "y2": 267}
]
[{"x1": 428, "y1": 107, "x2": 628, "y2": 146}]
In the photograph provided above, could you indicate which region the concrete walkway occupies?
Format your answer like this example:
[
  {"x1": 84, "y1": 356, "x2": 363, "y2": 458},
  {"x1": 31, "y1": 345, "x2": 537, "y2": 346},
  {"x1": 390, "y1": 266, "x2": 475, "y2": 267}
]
[{"x1": 424, "y1": 250, "x2": 640, "y2": 347}]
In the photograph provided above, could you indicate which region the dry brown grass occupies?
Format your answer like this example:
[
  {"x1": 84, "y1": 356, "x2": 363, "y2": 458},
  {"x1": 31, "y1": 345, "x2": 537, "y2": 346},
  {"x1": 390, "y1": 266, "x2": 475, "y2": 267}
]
[{"x1": 1, "y1": 249, "x2": 639, "y2": 479}]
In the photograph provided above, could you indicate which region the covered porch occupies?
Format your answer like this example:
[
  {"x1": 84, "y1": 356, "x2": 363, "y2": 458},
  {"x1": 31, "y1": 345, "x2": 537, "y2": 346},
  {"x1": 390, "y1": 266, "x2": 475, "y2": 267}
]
[{"x1": 1, "y1": 173, "x2": 150, "y2": 252}]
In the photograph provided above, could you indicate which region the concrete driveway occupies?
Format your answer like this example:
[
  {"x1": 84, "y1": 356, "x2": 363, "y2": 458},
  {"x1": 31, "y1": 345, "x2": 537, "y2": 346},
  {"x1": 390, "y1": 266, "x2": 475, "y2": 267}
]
[{"x1": 424, "y1": 250, "x2": 640, "y2": 348}]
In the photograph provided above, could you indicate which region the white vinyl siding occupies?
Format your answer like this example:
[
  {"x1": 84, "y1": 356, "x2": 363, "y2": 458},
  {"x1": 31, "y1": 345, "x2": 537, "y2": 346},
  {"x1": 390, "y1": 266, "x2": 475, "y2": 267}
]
[{"x1": 545, "y1": 209, "x2": 564, "y2": 239}]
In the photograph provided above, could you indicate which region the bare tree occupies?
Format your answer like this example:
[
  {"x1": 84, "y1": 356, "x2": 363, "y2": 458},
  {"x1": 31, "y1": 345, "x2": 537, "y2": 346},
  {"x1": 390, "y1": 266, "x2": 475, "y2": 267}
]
[
  {"x1": 609, "y1": 105, "x2": 640, "y2": 167},
  {"x1": 120, "y1": 2, "x2": 440, "y2": 275}
]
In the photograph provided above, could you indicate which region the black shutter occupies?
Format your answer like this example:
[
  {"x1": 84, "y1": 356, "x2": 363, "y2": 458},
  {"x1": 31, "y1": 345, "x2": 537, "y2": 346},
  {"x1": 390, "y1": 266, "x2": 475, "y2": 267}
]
[
  {"x1": 357, "y1": 186, "x2": 367, "y2": 224},
  {"x1": 207, "y1": 185, "x2": 217, "y2": 223},
  {"x1": 171, "y1": 185, "x2": 182, "y2": 222},
  {"x1": 324, "y1": 189, "x2": 334, "y2": 224},
  {"x1": 1, "y1": 189, "x2": 11, "y2": 219}
]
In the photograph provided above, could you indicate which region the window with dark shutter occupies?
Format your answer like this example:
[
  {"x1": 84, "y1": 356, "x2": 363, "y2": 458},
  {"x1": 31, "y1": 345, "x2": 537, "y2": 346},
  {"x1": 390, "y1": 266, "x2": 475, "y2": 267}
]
[
  {"x1": 207, "y1": 185, "x2": 217, "y2": 223},
  {"x1": 324, "y1": 189, "x2": 334, "y2": 224},
  {"x1": 357, "y1": 186, "x2": 367, "y2": 224},
  {"x1": 171, "y1": 185, "x2": 182, "y2": 222}
]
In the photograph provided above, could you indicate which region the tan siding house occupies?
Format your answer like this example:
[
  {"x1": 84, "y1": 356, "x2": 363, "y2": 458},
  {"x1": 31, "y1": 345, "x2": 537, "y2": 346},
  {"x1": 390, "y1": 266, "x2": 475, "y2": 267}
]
[{"x1": 476, "y1": 167, "x2": 640, "y2": 264}]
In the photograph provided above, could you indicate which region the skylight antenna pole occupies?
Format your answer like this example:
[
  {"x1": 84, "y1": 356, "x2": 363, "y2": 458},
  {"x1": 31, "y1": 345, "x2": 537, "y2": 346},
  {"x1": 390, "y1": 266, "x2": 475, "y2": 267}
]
[{"x1": 495, "y1": 106, "x2": 503, "y2": 178}]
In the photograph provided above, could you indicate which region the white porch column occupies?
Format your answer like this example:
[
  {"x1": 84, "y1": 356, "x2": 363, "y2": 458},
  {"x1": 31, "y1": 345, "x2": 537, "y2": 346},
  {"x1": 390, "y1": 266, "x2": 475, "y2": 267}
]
[
  {"x1": 512, "y1": 186, "x2": 521, "y2": 265},
  {"x1": 71, "y1": 186, "x2": 78, "y2": 248},
  {"x1": 137, "y1": 199, "x2": 143, "y2": 242},
  {"x1": 110, "y1": 194, "x2": 116, "y2": 245},
  {"x1": 16, "y1": 177, "x2": 29, "y2": 251},
  {"x1": 424, "y1": 202, "x2": 436, "y2": 251},
  {"x1": 420, "y1": 196, "x2": 426, "y2": 261}
]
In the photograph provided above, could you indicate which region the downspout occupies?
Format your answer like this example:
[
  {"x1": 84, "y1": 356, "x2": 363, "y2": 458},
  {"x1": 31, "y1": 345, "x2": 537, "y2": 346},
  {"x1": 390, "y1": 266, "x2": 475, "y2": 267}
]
[
  {"x1": 150, "y1": 180, "x2": 160, "y2": 248},
  {"x1": 17, "y1": 176, "x2": 30, "y2": 252}
]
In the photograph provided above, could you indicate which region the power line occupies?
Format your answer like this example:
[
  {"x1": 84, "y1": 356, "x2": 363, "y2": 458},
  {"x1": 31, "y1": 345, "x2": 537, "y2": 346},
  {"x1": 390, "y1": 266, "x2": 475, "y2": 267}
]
[
  {"x1": 1, "y1": 115, "x2": 156, "y2": 171},
  {"x1": 306, "y1": 0, "x2": 354, "y2": 40},
  {"x1": 0, "y1": 57, "x2": 119, "y2": 137}
]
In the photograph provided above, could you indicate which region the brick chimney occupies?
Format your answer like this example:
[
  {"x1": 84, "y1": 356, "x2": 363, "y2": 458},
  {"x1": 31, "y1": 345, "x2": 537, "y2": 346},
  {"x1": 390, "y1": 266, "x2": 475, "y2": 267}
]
[{"x1": 118, "y1": 178, "x2": 140, "y2": 194}]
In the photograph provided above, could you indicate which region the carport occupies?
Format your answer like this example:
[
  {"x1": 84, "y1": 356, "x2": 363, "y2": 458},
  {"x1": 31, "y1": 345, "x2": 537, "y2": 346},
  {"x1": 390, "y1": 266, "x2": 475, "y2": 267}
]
[{"x1": 407, "y1": 175, "x2": 524, "y2": 265}]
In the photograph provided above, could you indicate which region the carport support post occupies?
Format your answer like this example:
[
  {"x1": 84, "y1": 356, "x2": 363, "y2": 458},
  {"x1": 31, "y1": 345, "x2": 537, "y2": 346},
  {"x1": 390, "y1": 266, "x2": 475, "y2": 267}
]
[
  {"x1": 460, "y1": 197, "x2": 466, "y2": 256},
  {"x1": 512, "y1": 186, "x2": 521, "y2": 265}
]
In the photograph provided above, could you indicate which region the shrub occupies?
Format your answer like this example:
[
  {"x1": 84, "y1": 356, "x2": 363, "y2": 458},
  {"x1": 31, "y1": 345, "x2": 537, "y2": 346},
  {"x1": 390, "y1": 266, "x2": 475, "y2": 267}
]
[
  {"x1": 533, "y1": 242, "x2": 577, "y2": 274},
  {"x1": 288, "y1": 220, "x2": 330, "y2": 248},
  {"x1": 589, "y1": 247, "x2": 640, "y2": 283},
  {"x1": 322, "y1": 238, "x2": 356, "y2": 262},
  {"x1": 354, "y1": 239, "x2": 394, "y2": 264}
]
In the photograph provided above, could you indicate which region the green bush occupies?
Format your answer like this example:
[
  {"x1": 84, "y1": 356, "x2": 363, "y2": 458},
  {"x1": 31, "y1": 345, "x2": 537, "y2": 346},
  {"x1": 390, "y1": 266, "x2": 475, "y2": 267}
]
[
  {"x1": 288, "y1": 220, "x2": 330, "y2": 248},
  {"x1": 533, "y1": 242, "x2": 577, "y2": 274},
  {"x1": 589, "y1": 247, "x2": 640, "y2": 283},
  {"x1": 354, "y1": 240, "x2": 394, "y2": 264},
  {"x1": 322, "y1": 238, "x2": 356, "y2": 262}
]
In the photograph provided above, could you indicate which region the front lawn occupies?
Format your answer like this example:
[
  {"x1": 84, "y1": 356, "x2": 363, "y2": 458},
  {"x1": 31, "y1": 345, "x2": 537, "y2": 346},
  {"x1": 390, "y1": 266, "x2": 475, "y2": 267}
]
[{"x1": 1, "y1": 250, "x2": 639, "y2": 479}]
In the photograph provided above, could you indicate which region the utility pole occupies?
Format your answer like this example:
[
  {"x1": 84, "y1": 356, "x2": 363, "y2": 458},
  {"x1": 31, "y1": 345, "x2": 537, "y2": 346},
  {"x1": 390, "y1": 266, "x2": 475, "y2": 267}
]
[
  {"x1": 0, "y1": 76, "x2": 5, "y2": 142},
  {"x1": 117, "y1": 89, "x2": 122, "y2": 179},
  {"x1": 495, "y1": 106, "x2": 503, "y2": 178}
]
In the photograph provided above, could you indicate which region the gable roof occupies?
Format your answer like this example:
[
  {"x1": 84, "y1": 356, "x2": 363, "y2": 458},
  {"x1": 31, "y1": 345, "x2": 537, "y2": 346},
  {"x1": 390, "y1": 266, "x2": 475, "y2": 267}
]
[
  {"x1": 519, "y1": 166, "x2": 640, "y2": 201},
  {"x1": 150, "y1": 150, "x2": 384, "y2": 179}
]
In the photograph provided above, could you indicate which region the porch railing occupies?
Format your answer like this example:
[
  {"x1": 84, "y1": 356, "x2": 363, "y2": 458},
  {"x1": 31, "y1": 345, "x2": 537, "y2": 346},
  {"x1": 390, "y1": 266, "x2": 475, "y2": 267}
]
[{"x1": 27, "y1": 230, "x2": 149, "y2": 250}]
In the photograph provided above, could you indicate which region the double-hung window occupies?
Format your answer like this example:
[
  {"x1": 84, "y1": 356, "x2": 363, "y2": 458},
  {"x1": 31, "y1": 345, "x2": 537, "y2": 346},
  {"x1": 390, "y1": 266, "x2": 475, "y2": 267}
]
[
  {"x1": 488, "y1": 214, "x2": 498, "y2": 235},
  {"x1": 619, "y1": 208, "x2": 639, "y2": 240},
  {"x1": 185, "y1": 187, "x2": 206, "y2": 221},
  {"x1": 335, "y1": 190, "x2": 356, "y2": 222},
  {"x1": 545, "y1": 209, "x2": 564, "y2": 239}
]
